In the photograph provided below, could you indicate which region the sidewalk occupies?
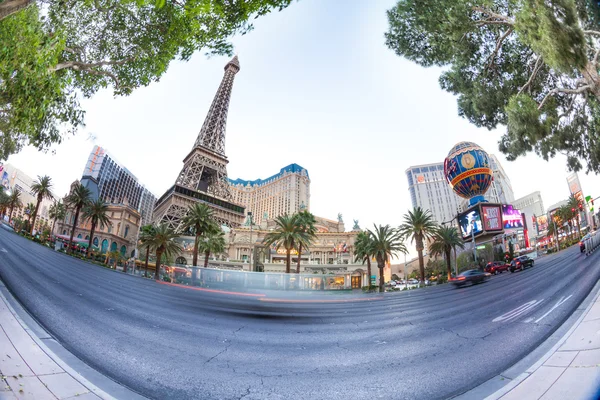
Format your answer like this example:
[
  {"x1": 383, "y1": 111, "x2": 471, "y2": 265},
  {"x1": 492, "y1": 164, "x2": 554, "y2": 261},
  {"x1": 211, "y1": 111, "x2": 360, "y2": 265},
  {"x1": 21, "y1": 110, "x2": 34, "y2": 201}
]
[
  {"x1": 486, "y1": 286, "x2": 600, "y2": 400},
  {"x1": 0, "y1": 290, "x2": 114, "y2": 400}
]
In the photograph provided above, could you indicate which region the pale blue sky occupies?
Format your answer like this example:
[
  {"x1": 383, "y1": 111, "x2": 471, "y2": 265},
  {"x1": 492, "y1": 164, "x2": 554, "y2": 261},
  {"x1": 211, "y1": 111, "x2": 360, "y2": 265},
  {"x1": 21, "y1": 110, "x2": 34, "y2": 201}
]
[{"x1": 8, "y1": 0, "x2": 600, "y2": 239}]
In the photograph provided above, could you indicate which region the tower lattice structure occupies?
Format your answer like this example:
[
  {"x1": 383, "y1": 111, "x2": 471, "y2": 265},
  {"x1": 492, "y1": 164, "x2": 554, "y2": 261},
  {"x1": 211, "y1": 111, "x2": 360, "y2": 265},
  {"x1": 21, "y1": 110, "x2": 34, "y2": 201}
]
[{"x1": 153, "y1": 56, "x2": 245, "y2": 231}]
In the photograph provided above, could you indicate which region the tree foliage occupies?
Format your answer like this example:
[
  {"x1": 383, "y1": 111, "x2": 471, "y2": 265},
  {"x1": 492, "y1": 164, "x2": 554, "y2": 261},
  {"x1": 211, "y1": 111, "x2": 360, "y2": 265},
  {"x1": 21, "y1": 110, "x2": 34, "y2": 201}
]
[
  {"x1": 0, "y1": 0, "x2": 294, "y2": 161},
  {"x1": 385, "y1": 0, "x2": 600, "y2": 173}
]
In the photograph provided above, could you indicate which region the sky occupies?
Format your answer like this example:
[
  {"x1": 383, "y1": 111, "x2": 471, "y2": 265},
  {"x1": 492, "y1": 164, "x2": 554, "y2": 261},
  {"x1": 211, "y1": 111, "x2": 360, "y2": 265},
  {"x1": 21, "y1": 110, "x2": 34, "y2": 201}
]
[{"x1": 6, "y1": 0, "x2": 600, "y2": 245}]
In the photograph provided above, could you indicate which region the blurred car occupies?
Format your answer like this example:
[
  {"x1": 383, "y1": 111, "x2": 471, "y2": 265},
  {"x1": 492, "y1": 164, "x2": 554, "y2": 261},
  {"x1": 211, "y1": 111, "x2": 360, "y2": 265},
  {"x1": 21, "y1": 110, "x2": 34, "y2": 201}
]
[
  {"x1": 408, "y1": 279, "x2": 419, "y2": 285},
  {"x1": 0, "y1": 223, "x2": 14, "y2": 232},
  {"x1": 388, "y1": 280, "x2": 397, "y2": 287},
  {"x1": 484, "y1": 261, "x2": 509, "y2": 275},
  {"x1": 580, "y1": 234, "x2": 591, "y2": 253},
  {"x1": 449, "y1": 270, "x2": 490, "y2": 287},
  {"x1": 510, "y1": 255, "x2": 534, "y2": 272}
]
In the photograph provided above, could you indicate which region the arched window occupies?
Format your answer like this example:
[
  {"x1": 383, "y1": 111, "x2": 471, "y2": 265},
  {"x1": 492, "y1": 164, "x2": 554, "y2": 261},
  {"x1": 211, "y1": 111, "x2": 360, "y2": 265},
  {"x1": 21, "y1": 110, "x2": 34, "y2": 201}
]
[
  {"x1": 93, "y1": 237, "x2": 99, "y2": 246},
  {"x1": 85, "y1": 235, "x2": 89, "y2": 240},
  {"x1": 110, "y1": 242, "x2": 117, "y2": 252},
  {"x1": 124, "y1": 226, "x2": 129, "y2": 239},
  {"x1": 101, "y1": 239, "x2": 109, "y2": 254},
  {"x1": 130, "y1": 249, "x2": 136, "y2": 258},
  {"x1": 77, "y1": 234, "x2": 82, "y2": 239},
  {"x1": 120, "y1": 245, "x2": 126, "y2": 257},
  {"x1": 62, "y1": 230, "x2": 67, "y2": 235},
  {"x1": 176, "y1": 257, "x2": 187, "y2": 265}
]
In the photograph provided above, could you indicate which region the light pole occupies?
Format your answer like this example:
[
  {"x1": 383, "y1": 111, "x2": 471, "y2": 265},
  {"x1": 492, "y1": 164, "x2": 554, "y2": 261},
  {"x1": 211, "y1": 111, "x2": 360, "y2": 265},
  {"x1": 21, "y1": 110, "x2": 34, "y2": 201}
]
[
  {"x1": 248, "y1": 212, "x2": 253, "y2": 271},
  {"x1": 471, "y1": 220, "x2": 477, "y2": 265},
  {"x1": 404, "y1": 253, "x2": 408, "y2": 290}
]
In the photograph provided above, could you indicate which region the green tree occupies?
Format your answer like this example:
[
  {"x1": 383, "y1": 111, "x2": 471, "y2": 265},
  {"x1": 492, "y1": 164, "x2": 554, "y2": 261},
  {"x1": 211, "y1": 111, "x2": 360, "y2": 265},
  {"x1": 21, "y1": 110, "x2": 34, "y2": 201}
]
[
  {"x1": 48, "y1": 200, "x2": 66, "y2": 235},
  {"x1": 0, "y1": 187, "x2": 9, "y2": 217},
  {"x1": 294, "y1": 211, "x2": 317, "y2": 274},
  {"x1": 7, "y1": 189, "x2": 22, "y2": 223},
  {"x1": 182, "y1": 203, "x2": 217, "y2": 267},
  {"x1": 367, "y1": 224, "x2": 407, "y2": 293},
  {"x1": 385, "y1": 0, "x2": 600, "y2": 174},
  {"x1": 354, "y1": 231, "x2": 374, "y2": 288},
  {"x1": 64, "y1": 183, "x2": 91, "y2": 254},
  {"x1": 198, "y1": 227, "x2": 226, "y2": 268},
  {"x1": 263, "y1": 214, "x2": 308, "y2": 274},
  {"x1": 81, "y1": 198, "x2": 110, "y2": 259},
  {"x1": 138, "y1": 224, "x2": 156, "y2": 278},
  {"x1": 398, "y1": 207, "x2": 438, "y2": 284},
  {"x1": 24, "y1": 202, "x2": 36, "y2": 223},
  {"x1": 0, "y1": 0, "x2": 293, "y2": 162},
  {"x1": 29, "y1": 175, "x2": 53, "y2": 234},
  {"x1": 567, "y1": 194, "x2": 584, "y2": 238},
  {"x1": 148, "y1": 223, "x2": 182, "y2": 280},
  {"x1": 429, "y1": 226, "x2": 465, "y2": 280}
]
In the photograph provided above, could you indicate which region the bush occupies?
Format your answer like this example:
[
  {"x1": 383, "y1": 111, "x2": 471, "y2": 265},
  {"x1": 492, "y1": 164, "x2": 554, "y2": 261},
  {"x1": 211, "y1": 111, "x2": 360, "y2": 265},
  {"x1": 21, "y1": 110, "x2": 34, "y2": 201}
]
[
  {"x1": 437, "y1": 275, "x2": 448, "y2": 284},
  {"x1": 163, "y1": 275, "x2": 172, "y2": 283},
  {"x1": 362, "y1": 285, "x2": 378, "y2": 293}
]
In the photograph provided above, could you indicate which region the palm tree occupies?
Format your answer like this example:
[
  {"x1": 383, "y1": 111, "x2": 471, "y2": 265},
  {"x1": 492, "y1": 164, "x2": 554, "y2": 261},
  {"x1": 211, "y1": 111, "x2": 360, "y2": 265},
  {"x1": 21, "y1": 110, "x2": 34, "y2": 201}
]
[
  {"x1": 29, "y1": 175, "x2": 53, "y2": 234},
  {"x1": 354, "y1": 231, "x2": 374, "y2": 288},
  {"x1": 399, "y1": 207, "x2": 438, "y2": 284},
  {"x1": 557, "y1": 205, "x2": 573, "y2": 241},
  {"x1": 567, "y1": 194, "x2": 583, "y2": 239},
  {"x1": 429, "y1": 226, "x2": 465, "y2": 280},
  {"x1": 263, "y1": 214, "x2": 308, "y2": 274},
  {"x1": 0, "y1": 187, "x2": 9, "y2": 218},
  {"x1": 7, "y1": 190, "x2": 22, "y2": 224},
  {"x1": 48, "y1": 201, "x2": 66, "y2": 236},
  {"x1": 198, "y1": 227, "x2": 226, "y2": 268},
  {"x1": 81, "y1": 198, "x2": 110, "y2": 259},
  {"x1": 294, "y1": 211, "x2": 317, "y2": 273},
  {"x1": 368, "y1": 224, "x2": 407, "y2": 292},
  {"x1": 25, "y1": 202, "x2": 36, "y2": 223},
  {"x1": 182, "y1": 203, "x2": 216, "y2": 267},
  {"x1": 148, "y1": 223, "x2": 182, "y2": 280},
  {"x1": 65, "y1": 183, "x2": 91, "y2": 254},
  {"x1": 138, "y1": 224, "x2": 156, "y2": 277}
]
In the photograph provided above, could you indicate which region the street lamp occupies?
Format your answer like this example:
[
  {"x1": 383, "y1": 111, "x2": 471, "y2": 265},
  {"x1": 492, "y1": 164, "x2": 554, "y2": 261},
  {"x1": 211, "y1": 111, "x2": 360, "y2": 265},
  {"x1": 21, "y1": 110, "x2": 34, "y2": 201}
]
[
  {"x1": 471, "y1": 220, "x2": 477, "y2": 265},
  {"x1": 248, "y1": 212, "x2": 253, "y2": 271}
]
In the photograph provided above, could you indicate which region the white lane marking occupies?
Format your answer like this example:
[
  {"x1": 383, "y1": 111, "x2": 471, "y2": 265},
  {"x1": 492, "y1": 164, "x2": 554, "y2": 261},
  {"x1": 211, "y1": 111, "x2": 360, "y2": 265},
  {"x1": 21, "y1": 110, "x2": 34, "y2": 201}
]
[
  {"x1": 534, "y1": 295, "x2": 573, "y2": 324},
  {"x1": 493, "y1": 300, "x2": 544, "y2": 322},
  {"x1": 524, "y1": 318, "x2": 534, "y2": 323}
]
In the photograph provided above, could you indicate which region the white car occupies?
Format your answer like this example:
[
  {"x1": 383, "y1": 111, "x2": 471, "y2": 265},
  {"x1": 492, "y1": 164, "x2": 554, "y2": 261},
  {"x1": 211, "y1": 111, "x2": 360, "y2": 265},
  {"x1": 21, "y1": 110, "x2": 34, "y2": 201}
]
[{"x1": 388, "y1": 281, "x2": 397, "y2": 286}]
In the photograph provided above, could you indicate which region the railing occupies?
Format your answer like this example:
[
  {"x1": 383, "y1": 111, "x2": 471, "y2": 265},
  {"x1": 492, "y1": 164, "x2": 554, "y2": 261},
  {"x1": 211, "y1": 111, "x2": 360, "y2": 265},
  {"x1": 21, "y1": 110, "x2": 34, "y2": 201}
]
[
  {"x1": 162, "y1": 266, "x2": 358, "y2": 292},
  {"x1": 585, "y1": 234, "x2": 600, "y2": 255}
]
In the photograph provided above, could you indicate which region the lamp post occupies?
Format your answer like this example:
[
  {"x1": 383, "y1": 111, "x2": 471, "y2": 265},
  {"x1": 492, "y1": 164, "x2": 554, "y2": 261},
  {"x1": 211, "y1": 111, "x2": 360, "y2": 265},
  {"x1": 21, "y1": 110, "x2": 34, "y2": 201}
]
[
  {"x1": 471, "y1": 220, "x2": 477, "y2": 264},
  {"x1": 404, "y1": 253, "x2": 408, "y2": 290},
  {"x1": 248, "y1": 212, "x2": 253, "y2": 271}
]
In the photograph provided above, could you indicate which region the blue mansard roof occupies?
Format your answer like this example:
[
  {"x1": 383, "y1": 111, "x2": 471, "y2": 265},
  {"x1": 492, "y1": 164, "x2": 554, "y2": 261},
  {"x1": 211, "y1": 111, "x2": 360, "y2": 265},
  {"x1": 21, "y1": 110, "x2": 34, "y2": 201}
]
[{"x1": 229, "y1": 163, "x2": 309, "y2": 187}]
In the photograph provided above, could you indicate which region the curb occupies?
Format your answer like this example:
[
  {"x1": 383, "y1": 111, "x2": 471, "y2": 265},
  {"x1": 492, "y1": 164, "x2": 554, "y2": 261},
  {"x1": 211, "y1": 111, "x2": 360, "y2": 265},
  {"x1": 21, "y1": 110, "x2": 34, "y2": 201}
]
[
  {"x1": 0, "y1": 282, "x2": 117, "y2": 400},
  {"x1": 483, "y1": 277, "x2": 600, "y2": 400}
]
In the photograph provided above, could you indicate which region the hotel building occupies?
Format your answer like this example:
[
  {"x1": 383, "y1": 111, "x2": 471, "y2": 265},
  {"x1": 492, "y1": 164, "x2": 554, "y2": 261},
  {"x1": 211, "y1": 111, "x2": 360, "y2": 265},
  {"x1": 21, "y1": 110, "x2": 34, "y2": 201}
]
[
  {"x1": 229, "y1": 164, "x2": 310, "y2": 224},
  {"x1": 80, "y1": 146, "x2": 156, "y2": 227}
]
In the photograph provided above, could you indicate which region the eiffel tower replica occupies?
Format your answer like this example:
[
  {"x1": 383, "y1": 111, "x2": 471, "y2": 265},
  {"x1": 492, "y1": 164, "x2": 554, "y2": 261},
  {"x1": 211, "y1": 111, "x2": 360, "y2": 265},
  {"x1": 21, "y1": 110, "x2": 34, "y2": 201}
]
[{"x1": 153, "y1": 56, "x2": 245, "y2": 231}]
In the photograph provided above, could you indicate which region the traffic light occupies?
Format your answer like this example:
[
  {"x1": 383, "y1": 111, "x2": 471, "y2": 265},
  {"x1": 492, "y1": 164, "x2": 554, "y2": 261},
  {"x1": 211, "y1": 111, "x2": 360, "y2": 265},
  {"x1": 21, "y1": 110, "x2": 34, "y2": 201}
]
[
  {"x1": 572, "y1": 207, "x2": 576, "y2": 212},
  {"x1": 579, "y1": 203, "x2": 583, "y2": 211}
]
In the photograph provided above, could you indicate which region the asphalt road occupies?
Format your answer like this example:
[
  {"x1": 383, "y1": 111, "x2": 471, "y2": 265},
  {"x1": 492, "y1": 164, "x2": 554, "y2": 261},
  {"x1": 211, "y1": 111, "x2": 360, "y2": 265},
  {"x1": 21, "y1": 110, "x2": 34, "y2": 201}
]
[{"x1": 0, "y1": 226, "x2": 599, "y2": 400}]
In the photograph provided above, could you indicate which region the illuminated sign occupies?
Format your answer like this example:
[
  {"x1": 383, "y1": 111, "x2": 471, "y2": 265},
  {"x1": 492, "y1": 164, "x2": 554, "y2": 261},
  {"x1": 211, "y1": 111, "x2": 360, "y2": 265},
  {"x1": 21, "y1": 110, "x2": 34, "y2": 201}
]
[
  {"x1": 502, "y1": 204, "x2": 523, "y2": 229},
  {"x1": 482, "y1": 205, "x2": 502, "y2": 231},
  {"x1": 458, "y1": 208, "x2": 483, "y2": 239}
]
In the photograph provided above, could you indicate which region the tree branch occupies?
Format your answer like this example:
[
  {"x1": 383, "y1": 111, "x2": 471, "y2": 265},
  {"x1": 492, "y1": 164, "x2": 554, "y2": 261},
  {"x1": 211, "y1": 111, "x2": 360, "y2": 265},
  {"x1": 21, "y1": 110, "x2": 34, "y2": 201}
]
[
  {"x1": 584, "y1": 30, "x2": 600, "y2": 37},
  {"x1": 518, "y1": 56, "x2": 543, "y2": 95},
  {"x1": 472, "y1": 6, "x2": 514, "y2": 26},
  {"x1": 538, "y1": 85, "x2": 593, "y2": 110},
  {"x1": 50, "y1": 59, "x2": 132, "y2": 89},
  {"x1": 485, "y1": 27, "x2": 513, "y2": 72}
]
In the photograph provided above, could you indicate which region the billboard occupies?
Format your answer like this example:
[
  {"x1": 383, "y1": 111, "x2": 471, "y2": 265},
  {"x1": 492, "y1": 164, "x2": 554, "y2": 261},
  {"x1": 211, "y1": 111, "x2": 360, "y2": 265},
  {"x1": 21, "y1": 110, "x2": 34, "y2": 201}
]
[
  {"x1": 482, "y1": 205, "x2": 503, "y2": 232},
  {"x1": 458, "y1": 208, "x2": 483, "y2": 239},
  {"x1": 536, "y1": 215, "x2": 548, "y2": 233},
  {"x1": 502, "y1": 204, "x2": 523, "y2": 229}
]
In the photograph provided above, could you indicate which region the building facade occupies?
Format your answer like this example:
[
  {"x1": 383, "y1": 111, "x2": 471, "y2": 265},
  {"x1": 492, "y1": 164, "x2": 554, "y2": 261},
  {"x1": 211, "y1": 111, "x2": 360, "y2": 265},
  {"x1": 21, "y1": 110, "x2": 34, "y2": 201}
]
[
  {"x1": 512, "y1": 191, "x2": 545, "y2": 237},
  {"x1": 1, "y1": 163, "x2": 56, "y2": 232},
  {"x1": 55, "y1": 182, "x2": 141, "y2": 257},
  {"x1": 489, "y1": 154, "x2": 515, "y2": 205},
  {"x1": 406, "y1": 162, "x2": 460, "y2": 224},
  {"x1": 229, "y1": 164, "x2": 311, "y2": 225},
  {"x1": 80, "y1": 145, "x2": 156, "y2": 227}
]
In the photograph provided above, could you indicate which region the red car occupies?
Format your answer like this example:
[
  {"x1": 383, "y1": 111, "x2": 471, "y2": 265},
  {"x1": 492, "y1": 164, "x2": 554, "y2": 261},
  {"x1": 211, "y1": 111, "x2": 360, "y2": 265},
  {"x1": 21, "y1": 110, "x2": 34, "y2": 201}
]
[{"x1": 484, "y1": 261, "x2": 509, "y2": 275}]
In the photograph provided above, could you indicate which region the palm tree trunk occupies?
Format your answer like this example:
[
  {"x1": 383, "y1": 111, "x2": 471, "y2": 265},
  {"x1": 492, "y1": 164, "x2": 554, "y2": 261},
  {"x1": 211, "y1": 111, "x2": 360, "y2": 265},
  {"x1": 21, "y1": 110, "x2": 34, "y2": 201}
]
[
  {"x1": 286, "y1": 249, "x2": 291, "y2": 274},
  {"x1": 445, "y1": 248, "x2": 452, "y2": 280},
  {"x1": 366, "y1": 257, "x2": 372, "y2": 288},
  {"x1": 155, "y1": 250, "x2": 163, "y2": 280},
  {"x1": 204, "y1": 251, "x2": 210, "y2": 268},
  {"x1": 51, "y1": 219, "x2": 56, "y2": 236},
  {"x1": 296, "y1": 243, "x2": 302, "y2": 273},
  {"x1": 377, "y1": 257, "x2": 385, "y2": 293},
  {"x1": 9, "y1": 206, "x2": 13, "y2": 223},
  {"x1": 576, "y1": 217, "x2": 581, "y2": 239},
  {"x1": 30, "y1": 196, "x2": 41, "y2": 235},
  {"x1": 144, "y1": 247, "x2": 150, "y2": 277},
  {"x1": 416, "y1": 235, "x2": 425, "y2": 284},
  {"x1": 192, "y1": 232, "x2": 199, "y2": 266},
  {"x1": 87, "y1": 222, "x2": 96, "y2": 259},
  {"x1": 67, "y1": 207, "x2": 81, "y2": 255}
]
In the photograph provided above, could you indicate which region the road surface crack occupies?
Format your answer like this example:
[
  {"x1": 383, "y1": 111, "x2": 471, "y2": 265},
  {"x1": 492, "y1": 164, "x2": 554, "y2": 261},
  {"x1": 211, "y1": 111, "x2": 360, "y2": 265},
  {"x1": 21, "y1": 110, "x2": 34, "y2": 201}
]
[
  {"x1": 440, "y1": 327, "x2": 488, "y2": 340},
  {"x1": 205, "y1": 343, "x2": 231, "y2": 364}
]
